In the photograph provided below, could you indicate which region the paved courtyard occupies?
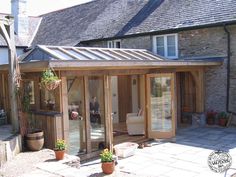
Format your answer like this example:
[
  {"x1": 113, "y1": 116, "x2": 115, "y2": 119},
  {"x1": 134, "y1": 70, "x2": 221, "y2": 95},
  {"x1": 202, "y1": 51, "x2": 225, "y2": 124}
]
[{"x1": 1, "y1": 126, "x2": 236, "y2": 177}]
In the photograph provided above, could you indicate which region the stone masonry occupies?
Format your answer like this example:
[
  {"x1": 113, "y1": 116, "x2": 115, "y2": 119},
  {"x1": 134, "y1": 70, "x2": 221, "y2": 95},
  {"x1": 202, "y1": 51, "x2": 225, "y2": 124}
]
[{"x1": 178, "y1": 27, "x2": 228, "y2": 113}]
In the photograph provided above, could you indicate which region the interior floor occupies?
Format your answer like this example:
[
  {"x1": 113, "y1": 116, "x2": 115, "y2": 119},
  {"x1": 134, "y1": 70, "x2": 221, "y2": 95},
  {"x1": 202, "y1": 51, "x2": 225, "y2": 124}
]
[{"x1": 113, "y1": 122, "x2": 147, "y2": 145}]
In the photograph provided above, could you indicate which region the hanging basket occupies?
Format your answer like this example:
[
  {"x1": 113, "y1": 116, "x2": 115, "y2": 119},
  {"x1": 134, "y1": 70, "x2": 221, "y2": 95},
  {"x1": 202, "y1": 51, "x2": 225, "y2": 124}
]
[
  {"x1": 42, "y1": 79, "x2": 61, "y2": 91},
  {"x1": 41, "y1": 68, "x2": 61, "y2": 91}
]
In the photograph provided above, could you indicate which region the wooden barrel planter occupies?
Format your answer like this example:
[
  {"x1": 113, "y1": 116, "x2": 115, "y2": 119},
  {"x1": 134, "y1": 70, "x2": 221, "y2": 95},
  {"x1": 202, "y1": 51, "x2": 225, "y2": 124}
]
[{"x1": 26, "y1": 130, "x2": 44, "y2": 151}]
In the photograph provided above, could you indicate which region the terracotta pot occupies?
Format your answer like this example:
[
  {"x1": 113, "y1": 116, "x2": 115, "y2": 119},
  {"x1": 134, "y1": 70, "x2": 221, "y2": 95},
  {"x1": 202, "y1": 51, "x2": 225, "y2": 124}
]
[
  {"x1": 26, "y1": 130, "x2": 44, "y2": 151},
  {"x1": 54, "y1": 150, "x2": 65, "y2": 160},
  {"x1": 207, "y1": 117, "x2": 214, "y2": 125},
  {"x1": 101, "y1": 161, "x2": 115, "y2": 174},
  {"x1": 219, "y1": 118, "x2": 227, "y2": 127}
]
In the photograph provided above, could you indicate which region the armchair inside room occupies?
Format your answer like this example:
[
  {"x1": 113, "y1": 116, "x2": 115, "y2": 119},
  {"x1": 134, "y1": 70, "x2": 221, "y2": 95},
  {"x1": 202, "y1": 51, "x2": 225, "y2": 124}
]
[{"x1": 126, "y1": 109, "x2": 145, "y2": 135}]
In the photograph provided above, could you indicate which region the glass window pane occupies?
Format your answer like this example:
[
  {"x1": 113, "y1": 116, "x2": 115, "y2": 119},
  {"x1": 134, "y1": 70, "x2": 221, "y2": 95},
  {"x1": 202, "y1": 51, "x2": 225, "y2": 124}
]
[
  {"x1": 108, "y1": 41, "x2": 113, "y2": 48},
  {"x1": 167, "y1": 35, "x2": 176, "y2": 57},
  {"x1": 115, "y1": 41, "x2": 121, "y2": 48},
  {"x1": 157, "y1": 46, "x2": 165, "y2": 56},
  {"x1": 156, "y1": 36, "x2": 164, "y2": 46},
  {"x1": 67, "y1": 77, "x2": 86, "y2": 155},
  {"x1": 24, "y1": 80, "x2": 35, "y2": 105},
  {"x1": 150, "y1": 76, "x2": 172, "y2": 132},
  {"x1": 167, "y1": 46, "x2": 176, "y2": 57},
  {"x1": 88, "y1": 76, "x2": 105, "y2": 152},
  {"x1": 156, "y1": 36, "x2": 165, "y2": 56},
  {"x1": 40, "y1": 88, "x2": 59, "y2": 111},
  {"x1": 167, "y1": 35, "x2": 175, "y2": 46}
]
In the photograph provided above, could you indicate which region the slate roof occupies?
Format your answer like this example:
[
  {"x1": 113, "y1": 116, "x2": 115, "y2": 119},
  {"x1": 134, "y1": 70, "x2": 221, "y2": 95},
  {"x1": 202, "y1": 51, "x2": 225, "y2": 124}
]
[
  {"x1": 0, "y1": 13, "x2": 42, "y2": 47},
  {"x1": 32, "y1": 0, "x2": 146, "y2": 46},
  {"x1": 32, "y1": 0, "x2": 236, "y2": 46}
]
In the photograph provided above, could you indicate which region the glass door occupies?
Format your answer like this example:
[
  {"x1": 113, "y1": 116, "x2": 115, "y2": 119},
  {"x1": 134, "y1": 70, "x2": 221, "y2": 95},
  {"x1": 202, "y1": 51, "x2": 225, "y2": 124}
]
[
  {"x1": 67, "y1": 77, "x2": 86, "y2": 155},
  {"x1": 88, "y1": 76, "x2": 105, "y2": 152},
  {"x1": 147, "y1": 73, "x2": 175, "y2": 139}
]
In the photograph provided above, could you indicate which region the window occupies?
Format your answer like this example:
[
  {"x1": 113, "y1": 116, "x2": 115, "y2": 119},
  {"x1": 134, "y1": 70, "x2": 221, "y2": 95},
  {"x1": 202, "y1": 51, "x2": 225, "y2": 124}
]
[
  {"x1": 107, "y1": 40, "x2": 121, "y2": 48},
  {"x1": 40, "y1": 88, "x2": 59, "y2": 111},
  {"x1": 153, "y1": 34, "x2": 178, "y2": 59}
]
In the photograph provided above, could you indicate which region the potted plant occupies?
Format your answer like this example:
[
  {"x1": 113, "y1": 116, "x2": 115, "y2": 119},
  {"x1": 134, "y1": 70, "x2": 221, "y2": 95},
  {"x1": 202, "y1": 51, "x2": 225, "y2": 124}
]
[
  {"x1": 218, "y1": 112, "x2": 228, "y2": 127},
  {"x1": 17, "y1": 81, "x2": 44, "y2": 151},
  {"x1": 100, "y1": 148, "x2": 115, "y2": 174},
  {"x1": 40, "y1": 68, "x2": 61, "y2": 91},
  {"x1": 54, "y1": 139, "x2": 67, "y2": 160},
  {"x1": 206, "y1": 110, "x2": 217, "y2": 125}
]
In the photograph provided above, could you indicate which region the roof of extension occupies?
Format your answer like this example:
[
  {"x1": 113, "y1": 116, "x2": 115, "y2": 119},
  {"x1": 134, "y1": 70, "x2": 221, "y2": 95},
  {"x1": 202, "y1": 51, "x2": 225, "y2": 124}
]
[
  {"x1": 22, "y1": 45, "x2": 165, "y2": 62},
  {"x1": 11, "y1": 45, "x2": 222, "y2": 71},
  {"x1": 32, "y1": 0, "x2": 236, "y2": 46},
  {"x1": 0, "y1": 14, "x2": 42, "y2": 47}
]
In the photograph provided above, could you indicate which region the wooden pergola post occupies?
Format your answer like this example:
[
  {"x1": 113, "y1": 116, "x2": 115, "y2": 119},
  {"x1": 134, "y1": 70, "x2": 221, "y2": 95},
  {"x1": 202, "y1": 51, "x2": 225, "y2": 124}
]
[{"x1": 0, "y1": 16, "x2": 19, "y2": 132}]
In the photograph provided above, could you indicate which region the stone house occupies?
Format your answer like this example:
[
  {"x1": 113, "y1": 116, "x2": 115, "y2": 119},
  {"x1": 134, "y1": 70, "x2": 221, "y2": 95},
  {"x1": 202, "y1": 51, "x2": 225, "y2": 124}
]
[{"x1": 1, "y1": 0, "x2": 236, "y2": 159}]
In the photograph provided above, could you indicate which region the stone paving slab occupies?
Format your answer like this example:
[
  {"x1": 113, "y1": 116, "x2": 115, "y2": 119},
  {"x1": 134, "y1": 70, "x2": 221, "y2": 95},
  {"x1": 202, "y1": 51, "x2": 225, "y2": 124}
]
[
  {"x1": 20, "y1": 169, "x2": 60, "y2": 177},
  {"x1": 36, "y1": 161, "x2": 70, "y2": 173}
]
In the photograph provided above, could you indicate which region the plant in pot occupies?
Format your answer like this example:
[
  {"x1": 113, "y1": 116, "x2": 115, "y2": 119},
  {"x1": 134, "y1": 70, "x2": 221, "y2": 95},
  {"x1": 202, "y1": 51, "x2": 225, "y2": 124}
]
[
  {"x1": 218, "y1": 111, "x2": 228, "y2": 127},
  {"x1": 54, "y1": 139, "x2": 67, "y2": 160},
  {"x1": 17, "y1": 81, "x2": 44, "y2": 151},
  {"x1": 206, "y1": 110, "x2": 217, "y2": 125},
  {"x1": 100, "y1": 148, "x2": 115, "y2": 174},
  {"x1": 40, "y1": 68, "x2": 61, "y2": 91}
]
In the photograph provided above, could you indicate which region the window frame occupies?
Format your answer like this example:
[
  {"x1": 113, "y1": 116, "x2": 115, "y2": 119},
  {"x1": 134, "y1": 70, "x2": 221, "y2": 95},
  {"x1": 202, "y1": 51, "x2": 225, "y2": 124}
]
[
  {"x1": 107, "y1": 39, "x2": 121, "y2": 48},
  {"x1": 152, "y1": 34, "x2": 178, "y2": 59}
]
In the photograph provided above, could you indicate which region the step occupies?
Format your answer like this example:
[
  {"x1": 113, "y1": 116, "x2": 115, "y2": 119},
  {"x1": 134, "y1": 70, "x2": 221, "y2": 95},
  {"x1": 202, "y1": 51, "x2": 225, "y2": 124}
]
[{"x1": 0, "y1": 125, "x2": 22, "y2": 167}]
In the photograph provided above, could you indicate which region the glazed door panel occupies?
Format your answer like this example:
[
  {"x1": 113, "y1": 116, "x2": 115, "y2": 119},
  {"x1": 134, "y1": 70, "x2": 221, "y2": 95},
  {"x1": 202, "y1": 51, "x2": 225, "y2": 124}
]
[{"x1": 147, "y1": 73, "x2": 175, "y2": 139}]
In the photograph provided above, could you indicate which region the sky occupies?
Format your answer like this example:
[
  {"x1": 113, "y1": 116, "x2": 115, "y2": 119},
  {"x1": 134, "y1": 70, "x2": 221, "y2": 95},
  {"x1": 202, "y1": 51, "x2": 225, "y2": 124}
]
[{"x1": 0, "y1": 0, "x2": 92, "y2": 16}]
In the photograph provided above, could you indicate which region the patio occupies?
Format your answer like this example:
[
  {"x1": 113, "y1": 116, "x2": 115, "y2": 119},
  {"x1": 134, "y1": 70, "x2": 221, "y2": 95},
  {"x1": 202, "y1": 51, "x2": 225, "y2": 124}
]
[
  {"x1": 78, "y1": 126, "x2": 236, "y2": 177},
  {"x1": 1, "y1": 126, "x2": 236, "y2": 177}
]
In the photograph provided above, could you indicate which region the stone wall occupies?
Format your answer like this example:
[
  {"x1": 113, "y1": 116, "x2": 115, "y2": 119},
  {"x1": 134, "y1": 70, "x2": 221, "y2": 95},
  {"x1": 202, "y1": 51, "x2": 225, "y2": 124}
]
[
  {"x1": 178, "y1": 27, "x2": 227, "y2": 57},
  {"x1": 179, "y1": 27, "x2": 228, "y2": 112},
  {"x1": 85, "y1": 26, "x2": 234, "y2": 114},
  {"x1": 84, "y1": 35, "x2": 152, "y2": 50}
]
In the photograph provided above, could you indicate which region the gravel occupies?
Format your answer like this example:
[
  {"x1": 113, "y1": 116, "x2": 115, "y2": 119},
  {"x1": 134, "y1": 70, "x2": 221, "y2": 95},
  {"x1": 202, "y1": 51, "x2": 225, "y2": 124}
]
[{"x1": 0, "y1": 149, "x2": 59, "y2": 177}]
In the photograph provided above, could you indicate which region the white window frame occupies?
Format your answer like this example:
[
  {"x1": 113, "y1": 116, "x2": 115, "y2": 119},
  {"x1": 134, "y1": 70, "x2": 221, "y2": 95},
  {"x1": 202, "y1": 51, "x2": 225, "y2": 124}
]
[
  {"x1": 107, "y1": 40, "x2": 121, "y2": 48},
  {"x1": 152, "y1": 34, "x2": 178, "y2": 59}
]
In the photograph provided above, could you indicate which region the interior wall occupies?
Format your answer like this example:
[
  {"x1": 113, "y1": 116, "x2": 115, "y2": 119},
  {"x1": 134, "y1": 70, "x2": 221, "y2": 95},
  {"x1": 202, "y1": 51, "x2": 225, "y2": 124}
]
[
  {"x1": 111, "y1": 76, "x2": 119, "y2": 123},
  {"x1": 131, "y1": 75, "x2": 139, "y2": 113},
  {"x1": 118, "y1": 75, "x2": 132, "y2": 122}
]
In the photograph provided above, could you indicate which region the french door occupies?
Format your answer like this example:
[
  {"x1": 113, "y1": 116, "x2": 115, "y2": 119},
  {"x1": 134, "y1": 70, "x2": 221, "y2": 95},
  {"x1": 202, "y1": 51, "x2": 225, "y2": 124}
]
[{"x1": 147, "y1": 73, "x2": 176, "y2": 139}]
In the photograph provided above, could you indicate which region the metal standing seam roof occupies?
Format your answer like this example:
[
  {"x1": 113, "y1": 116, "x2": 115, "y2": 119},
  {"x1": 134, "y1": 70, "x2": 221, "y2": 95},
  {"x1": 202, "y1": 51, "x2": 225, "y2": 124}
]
[
  {"x1": 22, "y1": 45, "x2": 165, "y2": 62},
  {"x1": 15, "y1": 45, "x2": 223, "y2": 72}
]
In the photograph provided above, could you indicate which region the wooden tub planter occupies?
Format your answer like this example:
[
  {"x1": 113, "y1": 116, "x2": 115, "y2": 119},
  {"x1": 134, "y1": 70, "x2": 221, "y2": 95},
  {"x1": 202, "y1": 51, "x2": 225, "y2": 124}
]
[{"x1": 26, "y1": 130, "x2": 44, "y2": 151}]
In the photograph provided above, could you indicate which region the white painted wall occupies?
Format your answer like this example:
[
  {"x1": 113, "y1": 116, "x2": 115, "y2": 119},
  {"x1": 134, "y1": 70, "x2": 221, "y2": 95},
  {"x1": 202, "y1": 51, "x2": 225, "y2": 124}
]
[
  {"x1": 131, "y1": 75, "x2": 139, "y2": 113},
  {"x1": 0, "y1": 48, "x2": 25, "y2": 65},
  {"x1": 111, "y1": 76, "x2": 119, "y2": 124}
]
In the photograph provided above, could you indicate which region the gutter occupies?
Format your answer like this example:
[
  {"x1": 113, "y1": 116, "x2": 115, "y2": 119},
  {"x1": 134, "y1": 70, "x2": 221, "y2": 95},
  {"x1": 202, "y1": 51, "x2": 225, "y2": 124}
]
[
  {"x1": 80, "y1": 20, "x2": 236, "y2": 44},
  {"x1": 223, "y1": 25, "x2": 236, "y2": 115}
]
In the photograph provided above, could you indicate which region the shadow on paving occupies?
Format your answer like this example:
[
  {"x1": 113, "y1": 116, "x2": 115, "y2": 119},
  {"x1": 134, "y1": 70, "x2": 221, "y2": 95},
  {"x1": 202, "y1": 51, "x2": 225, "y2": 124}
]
[{"x1": 174, "y1": 126, "x2": 236, "y2": 152}]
